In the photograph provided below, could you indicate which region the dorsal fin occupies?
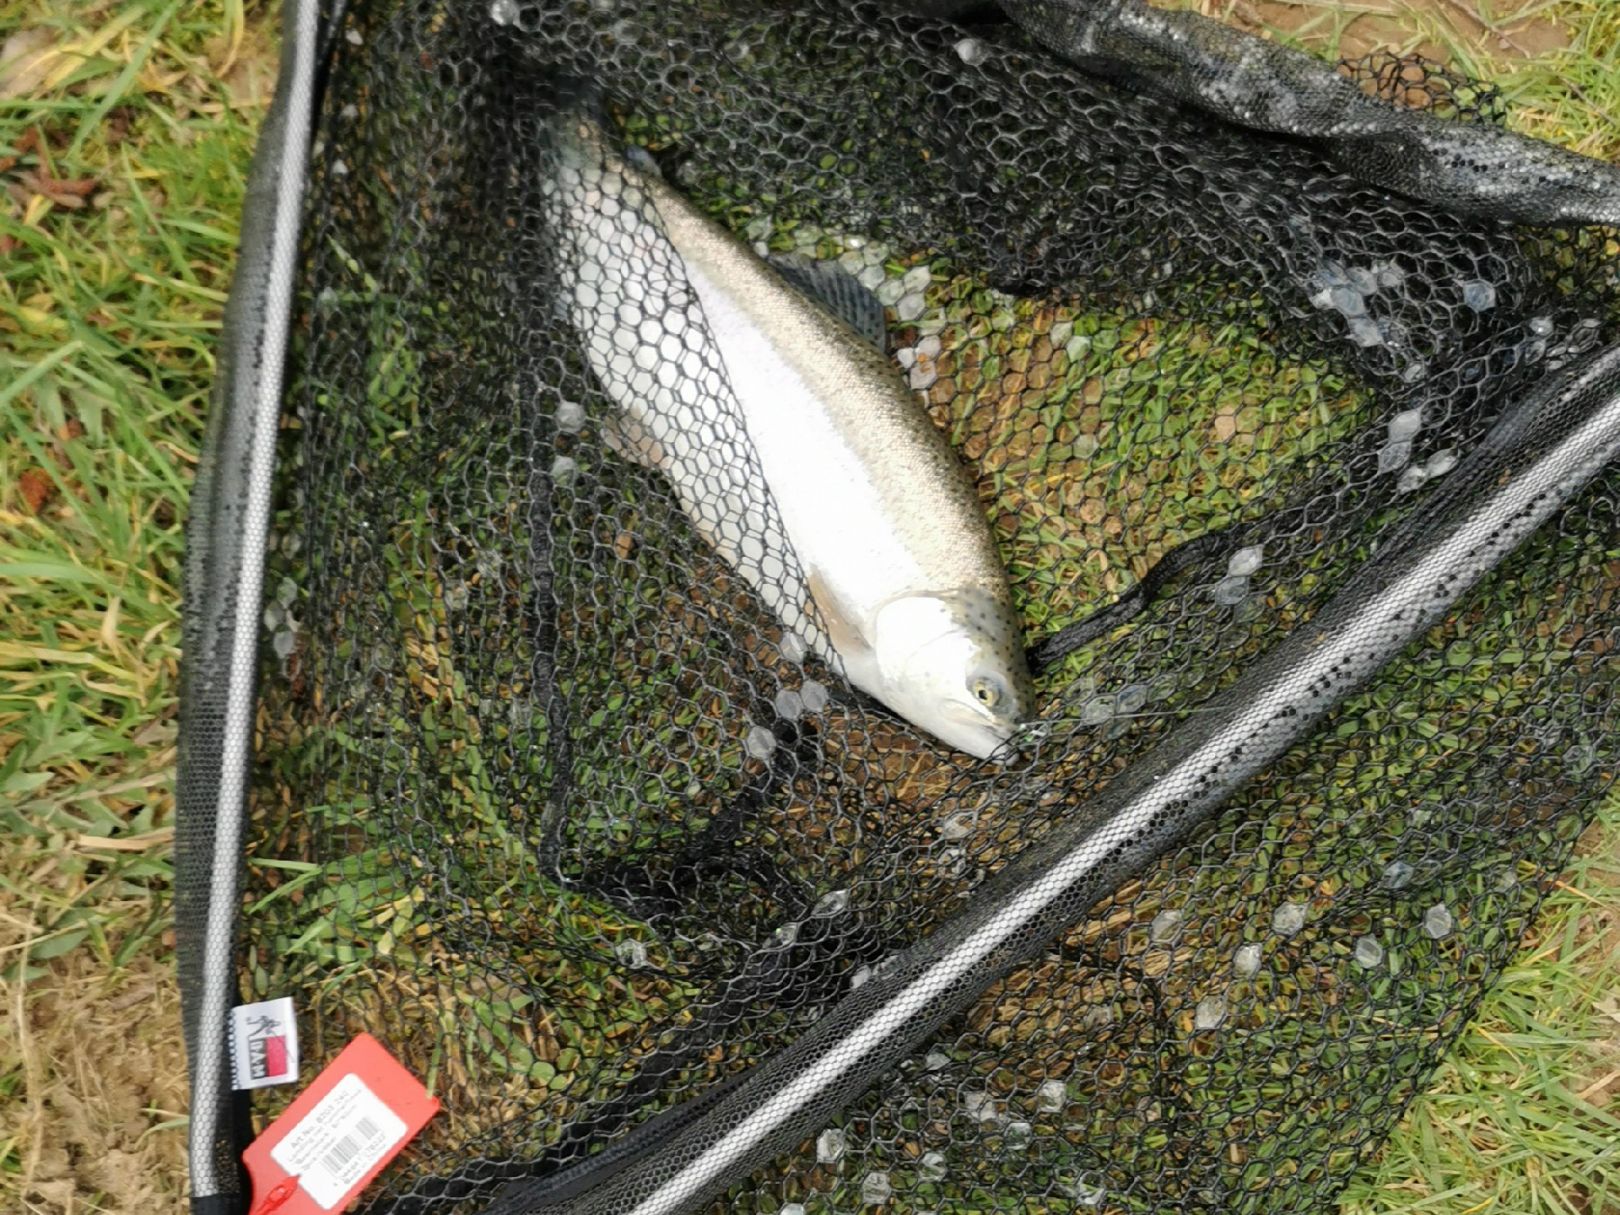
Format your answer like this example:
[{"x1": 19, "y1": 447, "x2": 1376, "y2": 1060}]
[{"x1": 766, "y1": 253, "x2": 888, "y2": 349}]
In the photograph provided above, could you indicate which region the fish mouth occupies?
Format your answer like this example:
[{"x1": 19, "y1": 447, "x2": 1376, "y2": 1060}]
[{"x1": 973, "y1": 715, "x2": 1039, "y2": 765}]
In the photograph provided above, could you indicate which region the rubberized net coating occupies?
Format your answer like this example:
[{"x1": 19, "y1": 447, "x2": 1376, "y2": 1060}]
[{"x1": 176, "y1": 2, "x2": 1620, "y2": 1213}]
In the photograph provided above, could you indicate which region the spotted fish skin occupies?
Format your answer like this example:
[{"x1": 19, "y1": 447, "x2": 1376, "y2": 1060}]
[{"x1": 545, "y1": 118, "x2": 1034, "y2": 758}]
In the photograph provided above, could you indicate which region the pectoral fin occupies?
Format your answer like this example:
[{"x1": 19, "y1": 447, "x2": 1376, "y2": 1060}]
[{"x1": 805, "y1": 567, "x2": 872, "y2": 660}]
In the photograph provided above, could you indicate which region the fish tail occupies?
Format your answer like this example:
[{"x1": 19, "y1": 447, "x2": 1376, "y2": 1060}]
[
  {"x1": 537, "y1": 70, "x2": 615, "y2": 168},
  {"x1": 538, "y1": 69, "x2": 608, "y2": 126},
  {"x1": 541, "y1": 72, "x2": 667, "y2": 181}
]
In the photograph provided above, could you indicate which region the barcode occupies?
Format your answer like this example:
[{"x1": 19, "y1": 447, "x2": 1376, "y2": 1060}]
[
  {"x1": 270, "y1": 1071, "x2": 409, "y2": 1209},
  {"x1": 318, "y1": 1115, "x2": 383, "y2": 1179}
]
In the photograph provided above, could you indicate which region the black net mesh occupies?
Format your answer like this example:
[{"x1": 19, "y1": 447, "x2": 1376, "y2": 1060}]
[{"x1": 189, "y1": 1, "x2": 1620, "y2": 1212}]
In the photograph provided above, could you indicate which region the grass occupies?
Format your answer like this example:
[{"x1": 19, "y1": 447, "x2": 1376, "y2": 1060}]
[
  {"x1": 0, "y1": 0, "x2": 1615, "y2": 1213},
  {"x1": 0, "y1": 0, "x2": 267, "y2": 1206}
]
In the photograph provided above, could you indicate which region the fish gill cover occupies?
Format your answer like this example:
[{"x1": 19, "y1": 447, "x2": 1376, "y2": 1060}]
[{"x1": 175, "y1": 1, "x2": 1620, "y2": 1213}]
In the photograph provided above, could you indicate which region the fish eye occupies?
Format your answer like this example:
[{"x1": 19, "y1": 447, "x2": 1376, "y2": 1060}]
[{"x1": 969, "y1": 675, "x2": 1004, "y2": 709}]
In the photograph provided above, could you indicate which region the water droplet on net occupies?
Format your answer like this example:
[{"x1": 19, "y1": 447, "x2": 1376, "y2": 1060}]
[
  {"x1": 876, "y1": 278, "x2": 906, "y2": 306},
  {"x1": 780, "y1": 1205, "x2": 805, "y2": 1215},
  {"x1": 1425, "y1": 448, "x2": 1458, "y2": 478},
  {"x1": 273, "y1": 630, "x2": 296, "y2": 660},
  {"x1": 1354, "y1": 936, "x2": 1384, "y2": 968},
  {"x1": 1378, "y1": 440, "x2": 1412, "y2": 474},
  {"x1": 614, "y1": 938, "x2": 649, "y2": 968},
  {"x1": 919, "y1": 1150, "x2": 948, "y2": 1181},
  {"x1": 1348, "y1": 315, "x2": 1382, "y2": 347},
  {"x1": 861, "y1": 1171, "x2": 892, "y2": 1204},
  {"x1": 1330, "y1": 285, "x2": 1366, "y2": 318},
  {"x1": 1227, "y1": 545, "x2": 1264, "y2": 577},
  {"x1": 897, "y1": 292, "x2": 927, "y2": 322},
  {"x1": 1212, "y1": 574, "x2": 1250, "y2": 606},
  {"x1": 1423, "y1": 903, "x2": 1455, "y2": 939},
  {"x1": 858, "y1": 263, "x2": 886, "y2": 290},
  {"x1": 1113, "y1": 683, "x2": 1147, "y2": 716},
  {"x1": 954, "y1": 36, "x2": 989, "y2": 66},
  {"x1": 1388, "y1": 407, "x2": 1424, "y2": 443},
  {"x1": 849, "y1": 964, "x2": 871, "y2": 990},
  {"x1": 1529, "y1": 314, "x2": 1554, "y2": 337},
  {"x1": 1346, "y1": 265, "x2": 1380, "y2": 295},
  {"x1": 1460, "y1": 278, "x2": 1497, "y2": 312},
  {"x1": 1081, "y1": 1003, "x2": 1113, "y2": 1029},
  {"x1": 816, "y1": 1128, "x2": 845, "y2": 1164},
  {"x1": 1375, "y1": 260, "x2": 1406, "y2": 290},
  {"x1": 964, "y1": 1090, "x2": 1001, "y2": 1124},
  {"x1": 801, "y1": 679, "x2": 829, "y2": 712},
  {"x1": 1272, "y1": 902, "x2": 1308, "y2": 937},
  {"x1": 925, "y1": 1049, "x2": 950, "y2": 1072},
  {"x1": 773, "y1": 688, "x2": 804, "y2": 721},
  {"x1": 1396, "y1": 465, "x2": 1429, "y2": 495},
  {"x1": 488, "y1": 0, "x2": 518, "y2": 24},
  {"x1": 1035, "y1": 1078, "x2": 1067, "y2": 1113},
  {"x1": 940, "y1": 811, "x2": 976, "y2": 841},
  {"x1": 549, "y1": 455, "x2": 577, "y2": 485},
  {"x1": 1232, "y1": 943, "x2": 1262, "y2": 978},
  {"x1": 1065, "y1": 334, "x2": 1091, "y2": 361},
  {"x1": 813, "y1": 889, "x2": 849, "y2": 918},
  {"x1": 1064, "y1": 1175, "x2": 1107, "y2": 1208},
  {"x1": 1382, "y1": 859, "x2": 1414, "y2": 889},
  {"x1": 1194, "y1": 994, "x2": 1227, "y2": 1030},
  {"x1": 1080, "y1": 695, "x2": 1116, "y2": 726},
  {"x1": 745, "y1": 724, "x2": 777, "y2": 759},
  {"x1": 555, "y1": 399, "x2": 585, "y2": 434},
  {"x1": 1564, "y1": 743, "x2": 1597, "y2": 775},
  {"x1": 1004, "y1": 1121, "x2": 1033, "y2": 1149},
  {"x1": 779, "y1": 633, "x2": 806, "y2": 664},
  {"x1": 1150, "y1": 909, "x2": 1183, "y2": 943},
  {"x1": 901, "y1": 264, "x2": 933, "y2": 294}
]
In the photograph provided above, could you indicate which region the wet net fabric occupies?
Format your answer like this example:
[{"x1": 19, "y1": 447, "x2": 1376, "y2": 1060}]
[{"x1": 203, "y1": 1, "x2": 1620, "y2": 1212}]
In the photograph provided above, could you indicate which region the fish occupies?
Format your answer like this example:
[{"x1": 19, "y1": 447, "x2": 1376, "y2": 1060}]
[{"x1": 542, "y1": 114, "x2": 1034, "y2": 759}]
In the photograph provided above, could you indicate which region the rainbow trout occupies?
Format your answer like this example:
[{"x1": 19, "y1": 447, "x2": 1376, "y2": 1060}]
[{"x1": 544, "y1": 117, "x2": 1033, "y2": 759}]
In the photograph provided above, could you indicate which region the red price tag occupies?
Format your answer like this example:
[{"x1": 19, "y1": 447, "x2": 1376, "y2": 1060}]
[{"x1": 243, "y1": 1034, "x2": 440, "y2": 1215}]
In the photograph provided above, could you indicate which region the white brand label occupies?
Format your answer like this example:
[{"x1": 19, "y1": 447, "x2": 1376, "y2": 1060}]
[{"x1": 230, "y1": 996, "x2": 299, "y2": 1089}]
